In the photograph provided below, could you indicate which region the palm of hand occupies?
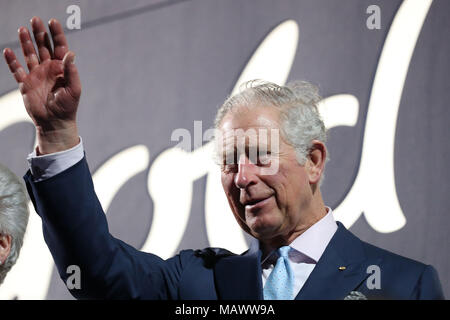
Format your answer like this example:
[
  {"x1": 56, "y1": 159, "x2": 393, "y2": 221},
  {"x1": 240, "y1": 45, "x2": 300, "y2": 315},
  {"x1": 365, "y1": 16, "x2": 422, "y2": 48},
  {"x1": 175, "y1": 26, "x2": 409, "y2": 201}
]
[
  {"x1": 21, "y1": 59, "x2": 77, "y2": 126},
  {"x1": 3, "y1": 17, "x2": 80, "y2": 130}
]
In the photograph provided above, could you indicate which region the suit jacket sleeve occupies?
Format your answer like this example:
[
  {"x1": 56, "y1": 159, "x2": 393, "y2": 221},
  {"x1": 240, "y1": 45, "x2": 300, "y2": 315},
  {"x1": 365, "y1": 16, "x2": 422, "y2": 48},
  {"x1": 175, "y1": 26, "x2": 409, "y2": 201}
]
[{"x1": 24, "y1": 155, "x2": 189, "y2": 299}]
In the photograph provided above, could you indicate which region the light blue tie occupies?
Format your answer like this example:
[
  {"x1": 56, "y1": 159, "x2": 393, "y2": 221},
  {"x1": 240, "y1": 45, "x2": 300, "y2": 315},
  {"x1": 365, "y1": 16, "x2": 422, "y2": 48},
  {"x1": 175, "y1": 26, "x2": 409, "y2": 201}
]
[{"x1": 263, "y1": 246, "x2": 295, "y2": 300}]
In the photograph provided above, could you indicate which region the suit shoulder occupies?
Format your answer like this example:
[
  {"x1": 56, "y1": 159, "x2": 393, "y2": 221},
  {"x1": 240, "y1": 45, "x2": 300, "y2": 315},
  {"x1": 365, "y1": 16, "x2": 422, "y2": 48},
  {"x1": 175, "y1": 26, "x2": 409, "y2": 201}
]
[
  {"x1": 175, "y1": 247, "x2": 236, "y2": 268},
  {"x1": 194, "y1": 247, "x2": 236, "y2": 264},
  {"x1": 359, "y1": 239, "x2": 428, "y2": 273},
  {"x1": 178, "y1": 247, "x2": 235, "y2": 257},
  {"x1": 356, "y1": 239, "x2": 444, "y2": 299}
]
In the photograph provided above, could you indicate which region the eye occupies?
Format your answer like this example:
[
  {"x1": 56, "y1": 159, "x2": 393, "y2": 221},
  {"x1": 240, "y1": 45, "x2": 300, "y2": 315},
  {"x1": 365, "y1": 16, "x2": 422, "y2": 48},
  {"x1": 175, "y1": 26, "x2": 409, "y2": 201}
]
[
  {"x1": 222, "y1": 163, "x2": 238, "y2": 173},
  {"x1": 257, "y1": 152, "x2": 272, "y2": 166}
]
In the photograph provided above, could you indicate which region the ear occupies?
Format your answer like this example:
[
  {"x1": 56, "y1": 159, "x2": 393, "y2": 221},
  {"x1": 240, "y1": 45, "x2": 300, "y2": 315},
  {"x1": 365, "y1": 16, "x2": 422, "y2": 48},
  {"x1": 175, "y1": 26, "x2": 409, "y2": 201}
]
[
  {"x1": 306, "y1": 140, "x2": 327, "y2": 185},
  {"x1": 0, "y1": 234, "x2": 12, "y2": 265}
]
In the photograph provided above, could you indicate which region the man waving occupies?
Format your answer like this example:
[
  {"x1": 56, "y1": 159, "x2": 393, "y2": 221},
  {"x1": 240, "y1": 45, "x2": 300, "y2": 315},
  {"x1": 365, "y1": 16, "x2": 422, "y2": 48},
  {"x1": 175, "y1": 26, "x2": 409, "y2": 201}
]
[{"x1": 3, "y1": 17, "x2": 444, "y2": 300}]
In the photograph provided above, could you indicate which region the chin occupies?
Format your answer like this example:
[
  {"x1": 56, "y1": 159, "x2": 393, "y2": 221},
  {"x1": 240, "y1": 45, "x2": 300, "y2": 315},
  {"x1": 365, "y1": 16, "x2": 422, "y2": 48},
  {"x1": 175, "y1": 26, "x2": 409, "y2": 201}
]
[{"x1": 247, "y1": 216, "x2": 283, "y2": 240}]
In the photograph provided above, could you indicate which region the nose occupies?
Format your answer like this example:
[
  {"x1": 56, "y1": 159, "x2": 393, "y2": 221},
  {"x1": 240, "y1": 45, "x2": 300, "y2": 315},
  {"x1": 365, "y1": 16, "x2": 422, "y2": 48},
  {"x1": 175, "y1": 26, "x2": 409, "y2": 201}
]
[{"x1": 234, "y1": 154, "x2": 258, "y2": 189}]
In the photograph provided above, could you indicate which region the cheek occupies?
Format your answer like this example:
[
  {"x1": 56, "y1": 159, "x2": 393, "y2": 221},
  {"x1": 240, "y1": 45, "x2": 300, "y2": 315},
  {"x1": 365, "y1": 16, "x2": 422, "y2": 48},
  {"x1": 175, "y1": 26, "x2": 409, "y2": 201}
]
[
  {"x1": 260, "y1": 172, "x2": 288, "y2": 205},
  {"x1": 221, "y1": 174, "x2": 249, "y2": 232},
  {"x1": 221, "y1": 173, "x2": 240, "y2": 208},
  {"x1": 261, "y1": 166, "x2": 308, "y2": 208},
  {"x1": 283, "y1": 171, "x2": 312, "y2": 218},
  {"x1": 221, "y1": 173, "x2": 234, "y2": 193}
]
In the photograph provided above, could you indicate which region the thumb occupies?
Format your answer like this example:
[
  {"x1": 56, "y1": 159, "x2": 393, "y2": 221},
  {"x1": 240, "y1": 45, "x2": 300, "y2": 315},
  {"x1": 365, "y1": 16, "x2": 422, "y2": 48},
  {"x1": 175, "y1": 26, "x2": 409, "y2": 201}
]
[{"x1": 62, "y1": 51, "x2": 81, "y2": 99}]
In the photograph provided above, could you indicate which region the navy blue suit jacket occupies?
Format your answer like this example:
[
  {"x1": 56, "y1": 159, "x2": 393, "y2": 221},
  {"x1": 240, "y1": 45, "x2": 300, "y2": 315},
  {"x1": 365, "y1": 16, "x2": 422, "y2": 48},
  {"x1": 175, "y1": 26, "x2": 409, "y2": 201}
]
[{"x1": 24, "y1": 156, "x2": 445, "y2": 299}]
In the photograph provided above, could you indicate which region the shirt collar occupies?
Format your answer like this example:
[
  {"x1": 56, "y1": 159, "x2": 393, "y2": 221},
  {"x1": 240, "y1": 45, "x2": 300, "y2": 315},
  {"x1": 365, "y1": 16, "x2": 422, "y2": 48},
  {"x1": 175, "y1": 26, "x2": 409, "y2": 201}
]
[{"x1": 259, "y1": 207, "x2": 338, "y2": 265}]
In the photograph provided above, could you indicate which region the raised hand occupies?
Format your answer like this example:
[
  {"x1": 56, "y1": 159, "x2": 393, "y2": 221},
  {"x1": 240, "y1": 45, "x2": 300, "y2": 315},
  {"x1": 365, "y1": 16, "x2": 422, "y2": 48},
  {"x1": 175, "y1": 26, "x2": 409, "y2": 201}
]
[{"x1": 3, "y1": 17, "x2": 81, "y2": 154}]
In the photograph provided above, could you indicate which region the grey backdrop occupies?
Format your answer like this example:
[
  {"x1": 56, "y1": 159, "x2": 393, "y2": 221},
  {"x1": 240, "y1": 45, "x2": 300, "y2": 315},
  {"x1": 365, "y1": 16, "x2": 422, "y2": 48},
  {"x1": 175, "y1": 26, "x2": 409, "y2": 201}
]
[{"x1": 0, "y1": 0, "x2": 448, "y2": 299}]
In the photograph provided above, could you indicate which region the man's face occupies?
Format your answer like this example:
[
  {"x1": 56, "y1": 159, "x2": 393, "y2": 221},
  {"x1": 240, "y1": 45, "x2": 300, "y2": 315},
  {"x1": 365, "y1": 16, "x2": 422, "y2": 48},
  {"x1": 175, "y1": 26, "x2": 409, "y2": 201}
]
[{"x1": 218, "y1": 106, "x2": 315, "y2": 242}]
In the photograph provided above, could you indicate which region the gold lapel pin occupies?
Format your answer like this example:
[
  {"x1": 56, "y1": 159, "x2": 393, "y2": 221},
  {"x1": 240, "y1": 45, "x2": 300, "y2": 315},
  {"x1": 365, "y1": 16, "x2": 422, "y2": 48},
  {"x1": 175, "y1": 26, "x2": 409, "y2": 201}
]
[{"x1": 338, "y1": 266, "x2": 346, "y2": 271}]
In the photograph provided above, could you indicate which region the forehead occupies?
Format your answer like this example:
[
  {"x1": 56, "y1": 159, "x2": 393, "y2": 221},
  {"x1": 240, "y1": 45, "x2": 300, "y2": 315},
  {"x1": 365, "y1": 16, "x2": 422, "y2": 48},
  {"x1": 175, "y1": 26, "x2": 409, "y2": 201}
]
[
  {"x1": 219, "y1": 105, "x2": 281, "y2": 133},
  {"x1": 217, "y1": 106, "x2": 284, "y2": 156}
]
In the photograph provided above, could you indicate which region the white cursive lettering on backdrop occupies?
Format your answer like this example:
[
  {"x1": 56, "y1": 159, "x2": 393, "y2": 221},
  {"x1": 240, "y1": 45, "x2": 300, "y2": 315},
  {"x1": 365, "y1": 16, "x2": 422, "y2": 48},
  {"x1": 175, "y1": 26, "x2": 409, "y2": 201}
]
[
  {"x1": 332, "y1": 0, "x2": 432, "y2": 232},
  {"x1": 0, "y1": 0, "x2": 432, "y2": 299}
]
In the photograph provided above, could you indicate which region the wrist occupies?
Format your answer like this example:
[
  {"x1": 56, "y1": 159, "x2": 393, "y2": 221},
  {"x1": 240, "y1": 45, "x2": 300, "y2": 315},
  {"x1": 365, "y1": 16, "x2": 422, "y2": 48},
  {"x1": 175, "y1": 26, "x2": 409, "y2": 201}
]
[{"x1": 36, "y1": 124, "x2": 80, "y2": 155}]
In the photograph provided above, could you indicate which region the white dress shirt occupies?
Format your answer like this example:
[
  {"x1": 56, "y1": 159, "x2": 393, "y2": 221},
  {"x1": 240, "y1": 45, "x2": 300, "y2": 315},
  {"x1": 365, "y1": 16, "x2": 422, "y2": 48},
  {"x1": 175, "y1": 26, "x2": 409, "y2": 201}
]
[
  {"x1": 27, "y1": 137, "x2": 85, "y2": 182},
  {"x1": 27, "y1": 138, "x2": 338, "y2": 299},
  {"x1": 261, "y1": 208, "x2": 337, "y2": 298}
]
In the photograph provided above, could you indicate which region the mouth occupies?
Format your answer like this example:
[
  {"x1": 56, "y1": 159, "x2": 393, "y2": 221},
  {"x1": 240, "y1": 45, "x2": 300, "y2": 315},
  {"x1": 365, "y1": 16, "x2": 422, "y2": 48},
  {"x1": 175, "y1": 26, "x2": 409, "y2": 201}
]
[{"x1": 244, "y1": 195, "x2": 274, "y2": 210}]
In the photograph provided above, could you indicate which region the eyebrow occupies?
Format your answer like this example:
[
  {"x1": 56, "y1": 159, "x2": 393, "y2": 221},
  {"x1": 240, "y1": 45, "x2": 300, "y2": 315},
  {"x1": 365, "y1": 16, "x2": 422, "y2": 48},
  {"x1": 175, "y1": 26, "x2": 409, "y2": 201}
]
[{"x1": 221, "y1": 142, "x2": 272, "y2": 164}]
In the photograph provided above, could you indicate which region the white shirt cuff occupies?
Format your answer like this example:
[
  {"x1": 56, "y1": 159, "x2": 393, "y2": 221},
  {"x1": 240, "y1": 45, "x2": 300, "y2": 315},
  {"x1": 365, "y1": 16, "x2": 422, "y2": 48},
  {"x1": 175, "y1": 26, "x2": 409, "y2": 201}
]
[{"x1": 27, "y1": 137, "x2": 84, "y2": 182}]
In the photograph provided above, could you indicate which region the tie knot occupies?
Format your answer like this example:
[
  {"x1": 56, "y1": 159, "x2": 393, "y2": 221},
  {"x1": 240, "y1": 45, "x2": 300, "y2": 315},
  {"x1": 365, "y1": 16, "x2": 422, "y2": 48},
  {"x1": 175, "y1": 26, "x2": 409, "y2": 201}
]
[{"x1": 277, "y1": 246, "x2": 290, "y2": 258}]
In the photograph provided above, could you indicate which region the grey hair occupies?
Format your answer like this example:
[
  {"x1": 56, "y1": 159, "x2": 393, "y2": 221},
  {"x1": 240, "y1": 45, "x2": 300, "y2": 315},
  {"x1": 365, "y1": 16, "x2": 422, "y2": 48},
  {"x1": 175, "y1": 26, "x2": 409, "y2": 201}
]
[
  {"x1": 214, "y1": 80, "x2": 328, "y2": 180},
  {"x1": 0, "y1": 164, "x2": 29, "y2": 285}
]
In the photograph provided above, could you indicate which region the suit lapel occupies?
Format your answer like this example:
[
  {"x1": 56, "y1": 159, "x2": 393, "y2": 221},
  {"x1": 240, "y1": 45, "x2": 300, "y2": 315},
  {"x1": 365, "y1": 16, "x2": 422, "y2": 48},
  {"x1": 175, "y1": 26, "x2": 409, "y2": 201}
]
[
  {"x1": 295, "y1": 222, "x2": 374, "y2": 300},
  {"x1": 214, "y1": 240, "x2": 263, "y2": 300},
  {"x1": 213, "y1": 222, "x2": 377, "y2": 300}
]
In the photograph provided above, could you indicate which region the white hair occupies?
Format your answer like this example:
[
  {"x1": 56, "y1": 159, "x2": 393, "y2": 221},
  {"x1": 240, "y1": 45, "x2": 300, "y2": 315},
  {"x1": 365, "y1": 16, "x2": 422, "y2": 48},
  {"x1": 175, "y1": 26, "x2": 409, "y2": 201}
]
[
  {"x1": 0, "y1": 163, "x2": 29, "y2": 285},
  {"x1": 215, "y1": 80, "x2": 328, "y2": 181}
]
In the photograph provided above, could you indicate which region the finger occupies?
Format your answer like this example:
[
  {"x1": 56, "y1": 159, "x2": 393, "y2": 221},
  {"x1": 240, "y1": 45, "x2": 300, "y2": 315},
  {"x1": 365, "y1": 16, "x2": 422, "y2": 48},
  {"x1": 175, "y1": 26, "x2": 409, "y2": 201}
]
[
  {"x1": 62, "y1": 51, "x2": 81, "y2": 100},
  {"x1": 49, "y1": 19, "x2": 68, "y2": 60},
  {"x1": 3, "y1": 48, "x2": 27, "y2": 83},
  {"x1": 18, "y1": 27, "x2": 39, "y2": 71},
  {"x1": 31, "y1": 16, "x2": 53, "y2": 62}
]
